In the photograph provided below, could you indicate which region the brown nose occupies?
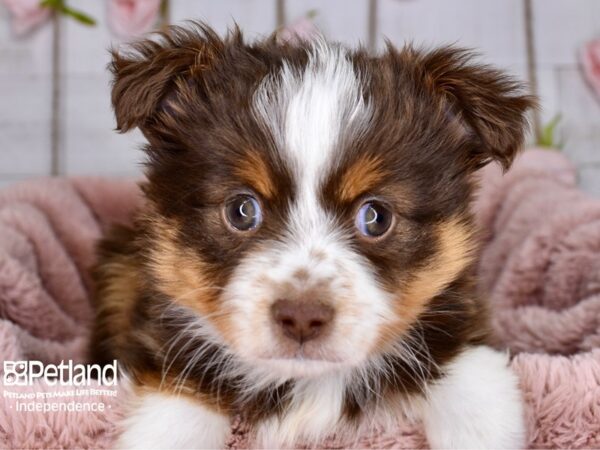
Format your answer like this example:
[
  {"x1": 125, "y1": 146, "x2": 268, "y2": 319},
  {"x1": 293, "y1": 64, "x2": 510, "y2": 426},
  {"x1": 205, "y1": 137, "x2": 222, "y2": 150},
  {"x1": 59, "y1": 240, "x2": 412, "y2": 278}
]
[{"x1": 271, "y1": 299, "x2": 334, "y2": 344}]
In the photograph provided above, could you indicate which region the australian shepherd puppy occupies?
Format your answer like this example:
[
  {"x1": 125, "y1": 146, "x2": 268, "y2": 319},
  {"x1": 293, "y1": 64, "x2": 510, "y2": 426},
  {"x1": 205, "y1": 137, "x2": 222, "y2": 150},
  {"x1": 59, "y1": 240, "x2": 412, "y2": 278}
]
[{"x1": 91, "y1": 23, "x2": 535, "y2": 449}]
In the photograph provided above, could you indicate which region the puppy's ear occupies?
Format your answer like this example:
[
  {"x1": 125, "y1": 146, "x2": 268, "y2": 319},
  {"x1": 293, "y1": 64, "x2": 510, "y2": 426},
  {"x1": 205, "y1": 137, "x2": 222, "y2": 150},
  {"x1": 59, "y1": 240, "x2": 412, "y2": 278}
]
[
  {"x1": 416, "y1": 47, "x2": 537, "y2": 171},
  {"x1": 110, "y1": 23, "x2": 225, "y2": 134}
]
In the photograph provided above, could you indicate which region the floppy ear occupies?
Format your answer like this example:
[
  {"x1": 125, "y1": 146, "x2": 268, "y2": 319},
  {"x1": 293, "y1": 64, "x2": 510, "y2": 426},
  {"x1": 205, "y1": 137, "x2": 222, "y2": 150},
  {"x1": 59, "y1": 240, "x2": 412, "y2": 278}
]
[
  {"x1": 416, "y1": 47, "x2": 538, "y2": 171},
  {"x1": 110, "y1": 23, "x2": 225, "y2": 134}
]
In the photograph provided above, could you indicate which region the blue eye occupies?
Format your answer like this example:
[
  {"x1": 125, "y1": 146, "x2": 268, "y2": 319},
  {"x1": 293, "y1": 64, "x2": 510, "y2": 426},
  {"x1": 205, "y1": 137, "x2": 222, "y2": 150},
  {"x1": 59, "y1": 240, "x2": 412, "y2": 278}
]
[
  {"x1": 225, "y1": 195, "x2": 262, "y2": 231},
  {"x1": 356, "y1": 201, "x2": 393, "y2": 238}
]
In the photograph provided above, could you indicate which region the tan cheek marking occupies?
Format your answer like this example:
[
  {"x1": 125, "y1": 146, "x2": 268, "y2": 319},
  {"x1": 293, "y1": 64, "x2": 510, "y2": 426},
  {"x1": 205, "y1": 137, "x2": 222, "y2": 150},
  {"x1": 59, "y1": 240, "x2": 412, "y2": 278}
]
[
  {"x1": 338, "y1": 154, "x2": 387, "y2": 202},
  {"x1": 235, "y1": 150, "x2": 276, "y2": 200},
  {"x1": 146, "y1": 214, "x2": 235, "y2": 342},
  {"x1": 374, "y1": 216, "x2": 476, "y2": 351},
  {"x1": 93, "y1": 252, "x2": 139, "y2": 353}
]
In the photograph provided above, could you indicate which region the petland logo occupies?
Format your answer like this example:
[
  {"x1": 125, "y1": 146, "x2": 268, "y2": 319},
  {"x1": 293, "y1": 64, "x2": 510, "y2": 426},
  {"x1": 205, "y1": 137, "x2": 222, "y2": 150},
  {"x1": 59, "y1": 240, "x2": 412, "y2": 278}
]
[{"x1": 4, "y1": 360, "x2": 118, "y2": 387}]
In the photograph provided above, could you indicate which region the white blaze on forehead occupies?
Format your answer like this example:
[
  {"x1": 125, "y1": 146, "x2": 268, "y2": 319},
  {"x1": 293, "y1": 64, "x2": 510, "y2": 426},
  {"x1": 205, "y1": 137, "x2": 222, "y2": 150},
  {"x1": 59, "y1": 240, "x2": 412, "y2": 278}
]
[
  {"x1": 231, "y1": 40, "x2": 392, "y2": 374},
  {"x1": 253, "y1": 39, "x2": 372, "y2": 234}
]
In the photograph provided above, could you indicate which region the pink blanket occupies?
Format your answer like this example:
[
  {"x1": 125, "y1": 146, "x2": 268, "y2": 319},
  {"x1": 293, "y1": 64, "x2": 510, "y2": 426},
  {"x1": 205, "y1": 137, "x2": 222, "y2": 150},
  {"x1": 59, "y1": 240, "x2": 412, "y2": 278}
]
[{"x1": 0, "y1": 150, "x2": 599, "y2": 449}]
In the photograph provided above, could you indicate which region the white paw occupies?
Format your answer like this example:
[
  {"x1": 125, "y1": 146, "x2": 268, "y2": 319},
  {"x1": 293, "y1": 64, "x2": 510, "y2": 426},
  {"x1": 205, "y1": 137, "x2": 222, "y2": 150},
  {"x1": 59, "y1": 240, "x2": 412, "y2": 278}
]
[
  {"x1": 117, "y1": 392, "x2": 230, "y2": 449},
  {"x1": 421, "y1": 346, "x2": 526, "y2": 449}
]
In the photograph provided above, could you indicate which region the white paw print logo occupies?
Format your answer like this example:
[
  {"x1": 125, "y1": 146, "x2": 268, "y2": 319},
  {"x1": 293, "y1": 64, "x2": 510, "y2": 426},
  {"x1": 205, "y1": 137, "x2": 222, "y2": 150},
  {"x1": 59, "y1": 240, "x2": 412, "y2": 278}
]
[{"x1": 3, "y1": 361, "x2": 28, "y2": 386}]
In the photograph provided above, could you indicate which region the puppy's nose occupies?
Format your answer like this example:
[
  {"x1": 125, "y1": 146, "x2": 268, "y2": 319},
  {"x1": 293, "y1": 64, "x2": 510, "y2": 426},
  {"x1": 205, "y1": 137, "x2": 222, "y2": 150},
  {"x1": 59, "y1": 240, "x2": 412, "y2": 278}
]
[{"x1": 271, "y1": 299, "x2": 334, "y2": 344}]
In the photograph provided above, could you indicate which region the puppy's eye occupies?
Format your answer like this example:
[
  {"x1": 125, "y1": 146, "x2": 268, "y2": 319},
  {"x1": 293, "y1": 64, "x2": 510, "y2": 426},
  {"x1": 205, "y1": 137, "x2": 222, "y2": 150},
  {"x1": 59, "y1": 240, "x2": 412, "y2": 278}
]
[
  {"x1": 224, "y1": 195, "x2": 262, "y2": 231},
  {"x1": 356, "y1": 201, "x2": 393, "y2": 238}
]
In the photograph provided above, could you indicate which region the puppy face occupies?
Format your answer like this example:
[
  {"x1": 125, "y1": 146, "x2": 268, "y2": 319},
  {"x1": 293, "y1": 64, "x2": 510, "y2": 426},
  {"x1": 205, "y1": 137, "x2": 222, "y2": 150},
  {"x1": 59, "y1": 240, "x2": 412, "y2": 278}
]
[{"x1": 111, "y1": 25, "x2": 534, "y2": 380}]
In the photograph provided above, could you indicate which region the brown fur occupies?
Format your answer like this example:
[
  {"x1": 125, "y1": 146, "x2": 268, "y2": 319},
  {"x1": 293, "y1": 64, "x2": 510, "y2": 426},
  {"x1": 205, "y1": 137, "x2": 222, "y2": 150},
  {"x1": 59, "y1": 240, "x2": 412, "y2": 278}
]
[
  {"x1": 90, "y1": 226, "x2": 140, "y2": 366},
  {"x1": 374, "y1": 215, "x2": 477, "y2": 353},
  {"x1": 91, "y1": 22, "x2": 536, "y2": 424}
]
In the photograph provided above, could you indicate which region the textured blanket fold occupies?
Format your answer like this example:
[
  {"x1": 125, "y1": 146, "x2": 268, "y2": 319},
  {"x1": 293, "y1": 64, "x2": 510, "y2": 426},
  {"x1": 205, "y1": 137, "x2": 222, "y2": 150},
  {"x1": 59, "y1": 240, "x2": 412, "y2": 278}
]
[
  {"x1": 475, "y1": 150, "x2": 600, "y2": 356},
  {"x1": 0, "y1": 150, "x2": 598, "y2": 449}
]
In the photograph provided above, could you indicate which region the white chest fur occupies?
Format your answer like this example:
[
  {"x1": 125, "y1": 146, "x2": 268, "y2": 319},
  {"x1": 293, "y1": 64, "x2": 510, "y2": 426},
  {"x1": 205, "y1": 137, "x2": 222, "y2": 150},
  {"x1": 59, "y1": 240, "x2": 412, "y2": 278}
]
[
  {"x1": 117, "y1": 346, "x2": 524, "y2": 449},
  {"x1": 255, "y1": 373, "x2": 347, "y2": 448}
]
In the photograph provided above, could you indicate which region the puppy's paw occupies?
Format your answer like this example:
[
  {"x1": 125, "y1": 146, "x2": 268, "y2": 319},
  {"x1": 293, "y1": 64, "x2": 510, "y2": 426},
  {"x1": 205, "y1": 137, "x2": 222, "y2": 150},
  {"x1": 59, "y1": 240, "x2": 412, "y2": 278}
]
[
  {"x1": 117, "y1": 391, "x2": 230, "y2": 449},
  {"x1": 421, "y1": 346, "x2": 526, "y2": 449}
]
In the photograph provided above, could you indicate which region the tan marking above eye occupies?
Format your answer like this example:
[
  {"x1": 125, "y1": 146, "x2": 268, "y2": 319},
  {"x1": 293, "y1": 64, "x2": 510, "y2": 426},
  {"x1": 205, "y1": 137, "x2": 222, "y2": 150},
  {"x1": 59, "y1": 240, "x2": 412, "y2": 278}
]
[
  {"x1": 234, "y1": 150, "x2": 276, "y2": 200},
  {"x1": 337, "y1": 154, "x2": 388, "y2": 203}
]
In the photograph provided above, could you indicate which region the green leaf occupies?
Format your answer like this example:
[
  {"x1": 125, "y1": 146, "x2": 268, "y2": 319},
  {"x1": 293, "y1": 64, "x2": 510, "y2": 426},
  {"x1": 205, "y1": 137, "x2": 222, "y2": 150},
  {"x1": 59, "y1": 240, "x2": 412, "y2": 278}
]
[
  {"x1": 538, "y1": 114, "x2": 562, "y2": 149},
  {"x1": 39, "y1": 0, "x2": 96, "y2": 26},
  {"x1": 60, "y1": 5, "x2": 96, "y2": 26},
  {"x1": 160, "y1": 0, "x2": 170, "y2": 18},
  {"x1": 39, "y1": 0, "x2": 61, "y2": 9},
  {"x1": 306, "y1": 9, "x2": 319, "y2": 20}
]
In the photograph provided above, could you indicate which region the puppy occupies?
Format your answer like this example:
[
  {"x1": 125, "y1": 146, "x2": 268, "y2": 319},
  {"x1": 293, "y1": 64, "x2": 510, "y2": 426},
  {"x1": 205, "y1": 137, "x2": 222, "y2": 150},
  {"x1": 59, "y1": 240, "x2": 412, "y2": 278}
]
[{"x1": 91, "y1": 23, "x2": 535, "y2": 449}]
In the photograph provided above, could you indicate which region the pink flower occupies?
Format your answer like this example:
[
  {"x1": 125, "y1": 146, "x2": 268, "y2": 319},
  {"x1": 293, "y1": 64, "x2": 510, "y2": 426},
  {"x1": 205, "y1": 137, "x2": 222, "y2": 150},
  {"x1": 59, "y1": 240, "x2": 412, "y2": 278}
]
[
  {"x1": 107, "y1": 0, "x2": 161, "y2": 39},
  {"x1": 581, "y1": 39, "x2": 600, "y2": 100},
  {"x1": 2, "y1": 0, "x2": 51, "y2": 36},
  {"x1": 278, "y1": 16, "x2": 319, "y2": 45}
]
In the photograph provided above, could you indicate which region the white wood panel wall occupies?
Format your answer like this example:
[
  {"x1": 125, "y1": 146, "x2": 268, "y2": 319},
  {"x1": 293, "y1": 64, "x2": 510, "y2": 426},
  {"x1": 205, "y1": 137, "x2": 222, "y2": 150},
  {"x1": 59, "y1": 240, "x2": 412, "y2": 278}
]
[
  {"x1": 0, "y1": 5, "x2": 53, "y2": 185},
  {"x1": 0, "y1": 0, "x2": 599, "y2": 193}
]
